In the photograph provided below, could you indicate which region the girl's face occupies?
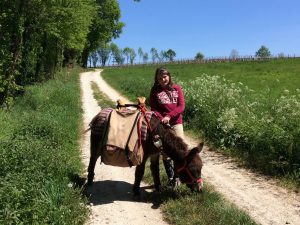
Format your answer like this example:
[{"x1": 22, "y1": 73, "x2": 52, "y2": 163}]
[{"x1": 157, "y1": 73, "x2": 170, "y2": 87}]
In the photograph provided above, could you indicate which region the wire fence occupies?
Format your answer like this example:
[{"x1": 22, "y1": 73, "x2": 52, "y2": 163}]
[{"x1": 91, "y1": 54, "x2": 299, "y2": 68}]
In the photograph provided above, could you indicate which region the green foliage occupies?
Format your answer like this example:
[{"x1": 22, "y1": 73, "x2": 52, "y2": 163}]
[
  {"x1": 165, "y1": 49, "x2": 176, "y2": 61},
  {"x1": 255, "y1": 45, "x2": 271, "y2": 58},
  {"x1": 81, "y1": 0, "x2": 124, "y2": 67},
  {"x1": 97, "y1": 43, "x2": 112, "y2": 67},
  {"x1": 91, "y1": 81, "x2": 115, "y2": 108},
  {"x1": 150, "y1": 47, "x2": 159, "y2": 63},
  {"x1": 110, "y1": 43, "x2": 125, "y2": 65},
  {"x1": 195, "y1": 52, "x2": 205, "y2": 61},
  {"x1": 0, "y1": 68, "x2": 88, "y2": 224},
  {"x1": 0, "y1": 0, "x2": 97, "y2": 105},
  {"x1": 102, "y1": 58, "x2": 300, "y2": 181},
  {"x1": 181, "y1": 75, "x2": 300, "y2": 175},
  {"x1": 123, "y1": 47, "x2": 136, "y2": 65},
  {"x1": 0, "y1": 0, "x2": 23, "y2": 106}
]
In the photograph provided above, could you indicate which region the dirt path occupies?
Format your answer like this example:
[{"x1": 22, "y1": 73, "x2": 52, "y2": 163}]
[
  {"x1": 80, "y1": 70, "x2": 169, "y2": 225},
  {"x1": 80, "y1": 70, "x2": 300, "y2": 225}
]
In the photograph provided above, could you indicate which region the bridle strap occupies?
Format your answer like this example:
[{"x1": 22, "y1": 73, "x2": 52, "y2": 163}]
[{"x1": 176, "y1": 159, "x2": 203, "y2": 184}]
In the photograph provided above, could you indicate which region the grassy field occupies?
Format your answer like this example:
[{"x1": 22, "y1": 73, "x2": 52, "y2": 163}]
[
  {"x1": 102, "y1": 58, "x2": 300, "y2": 98},
  {"x1": 91, "y1": 84, "x2": 258, "y2": 225},
  {"x1": 101, "y1": 58, "x2": 300, "y2": 188},
  {"x1": 0, "y1": 68, "x2": 88, "y2": 224}
]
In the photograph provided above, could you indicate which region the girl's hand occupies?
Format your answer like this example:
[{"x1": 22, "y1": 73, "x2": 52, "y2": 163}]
[{"x1": 161, "y1": 116, "x2": 170, "y2": 124}]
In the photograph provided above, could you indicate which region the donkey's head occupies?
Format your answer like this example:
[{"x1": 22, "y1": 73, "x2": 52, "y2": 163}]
[{"x1": 174, "y1": 143, "x2": 204, "y2": 192}]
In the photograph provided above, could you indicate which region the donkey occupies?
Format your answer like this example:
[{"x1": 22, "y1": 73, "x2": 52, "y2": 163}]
[{"x1": 87, "y1": 107, "x2": 204, "y2": 196}]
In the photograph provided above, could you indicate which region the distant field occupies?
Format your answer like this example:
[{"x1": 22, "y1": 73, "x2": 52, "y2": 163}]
[
  {"x1": 102, "y1": 58, "x2": 300, "y2": 184},
  {"x1": 102, "y1": 58, "x2": 300, "y2": 99}
]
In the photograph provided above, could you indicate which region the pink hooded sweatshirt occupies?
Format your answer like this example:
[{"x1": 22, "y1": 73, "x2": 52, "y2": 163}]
[{"x1": 149, "y1": 84, "x2": 185, "y2": 126}]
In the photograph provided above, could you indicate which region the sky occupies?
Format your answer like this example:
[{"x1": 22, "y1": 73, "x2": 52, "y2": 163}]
[{"x1": 113, "y1": 0, "x2": 300, "y2": 60}]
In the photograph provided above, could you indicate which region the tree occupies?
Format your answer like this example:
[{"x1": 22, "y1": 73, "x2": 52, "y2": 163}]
[
  {"x1": 110, "y1": 43, "x2": 124, "y2": 65},
  {"x1": 165, "y1": 49, "x2": 176, "y2": 62},
  {"x1": 229, "y1": 49, "x2": 239, "y2": 59},
  {"x1": 159, "y1": 50, "x2": 166, "y2": 62},
  {"x1": 150, "y1": 48, "x2": 159, "y2": 63},
  {"x1": 123, "y1": 47, "x2": 131, "y2": 64},
  {"x1": 138, "y1": 47, "x2": 143, "y2": 63},
  {"x1": 255, "y1": 45, "x2": 271, "y2": 58},
  {"x1": 142, "y1": 53, "x2": 149, "y2": 63},
  {"x1": 278, "y1": 52, "x2": 285, "y2": 58},
  {"x1": 97, "y1": 43, "x2": 111, "y2": 67},
  {"x1": 81, "y1": 0, "x2": 124, "y2": 67},
  {"x1": 0, "y1": 0, "x2": 96, "y2": 106},
  {"x1": 129, "y1": 49, "x2": 137, "y2": 65},
  {"x1": 195, "y1": 52, "x2": 204, "y2": 61},
  {"x1": 90, "y1": 52, "x2": 98, "y2": 67},
  {"x1": 123, "y1": 47, "x2": 136, "y2": 64}
]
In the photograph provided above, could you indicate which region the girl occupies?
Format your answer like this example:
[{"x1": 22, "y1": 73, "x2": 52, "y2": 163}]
[{"x1": 149, "y1": 67, "x2": 185, "y2": 186}]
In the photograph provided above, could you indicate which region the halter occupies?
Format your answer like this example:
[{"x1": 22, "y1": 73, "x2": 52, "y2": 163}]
[{"x1": 176, "y1": 159, "x2": 203, "y2": 184}]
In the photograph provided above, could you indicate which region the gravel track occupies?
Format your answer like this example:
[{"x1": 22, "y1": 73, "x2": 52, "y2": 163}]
[{"x1": 80, "y1": 70, "x2": 300, "y2": 225}]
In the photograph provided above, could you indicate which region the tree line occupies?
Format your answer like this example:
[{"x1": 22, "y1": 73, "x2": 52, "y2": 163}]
[
  {"x1": 89, "y1": 44, "x2": 178, "y2": 67},
  {"x1": 0, "y1": 0, "x2": 125, "y2": 106},
  {"x1": 89, "y1": 44, "x2": 276, "y2": 67}
]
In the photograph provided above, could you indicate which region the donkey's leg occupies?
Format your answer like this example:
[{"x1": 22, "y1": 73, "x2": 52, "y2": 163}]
[
  {"x1": 87, "y1": 133, "x2": 101, "y2": 185},
  {"x1": 87, "y1": 154, "x2": 98, "y2": 185},
  {"x1": 132, "y1": 158, "x2": 147, "y2": 196},
  {"x1": 150, "y1": 153, "x2": 161, "y2": 191}
]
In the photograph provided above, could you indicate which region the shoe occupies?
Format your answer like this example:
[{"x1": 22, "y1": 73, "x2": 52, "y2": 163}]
[{"x1": 168, "y1": 178, "x2": 180, "y2": 188}]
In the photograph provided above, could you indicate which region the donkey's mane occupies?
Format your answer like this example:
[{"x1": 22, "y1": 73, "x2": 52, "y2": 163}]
[{"x1": 158, "y1": 123, "x2": 188, "y2": 161}]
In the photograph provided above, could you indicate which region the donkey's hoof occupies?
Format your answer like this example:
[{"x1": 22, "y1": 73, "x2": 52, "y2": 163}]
[{"x1": 87, "y1": 173, "x2": 95, "y2": 185}]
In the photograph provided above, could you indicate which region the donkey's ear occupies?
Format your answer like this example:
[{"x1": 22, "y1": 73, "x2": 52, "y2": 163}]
[
  {"x1": 189, "y1": 142, "x2": 204, "y2": 155},
  {"x1": 197, "y1": 142, "x2": 204, "y2": 153}
]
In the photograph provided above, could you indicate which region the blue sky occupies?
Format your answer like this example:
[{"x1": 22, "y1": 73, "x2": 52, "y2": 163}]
[{"x1": 113, "y1": 0, "x2": 300, "y2": 60}]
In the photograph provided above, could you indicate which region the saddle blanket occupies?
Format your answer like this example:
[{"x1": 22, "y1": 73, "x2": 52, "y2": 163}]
[{"x1": 91, "y1": 108, "x2": 154, "y2": 167}]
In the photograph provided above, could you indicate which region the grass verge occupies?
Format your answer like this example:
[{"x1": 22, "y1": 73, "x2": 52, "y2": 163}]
[{"x1": 0, "y1": 67, "x2": 88, "y2": 224}]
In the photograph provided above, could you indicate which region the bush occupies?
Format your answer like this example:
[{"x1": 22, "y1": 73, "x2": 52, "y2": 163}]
[{"x1": 181, "y1": 74, "x2": 300, "y2": 176}]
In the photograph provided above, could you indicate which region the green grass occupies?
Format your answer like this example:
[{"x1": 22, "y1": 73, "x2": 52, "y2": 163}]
[
  {"x1": 101, "y1": 58, "x2": 300, "y2": 189},
  {"x1": 102, "y1": 58, "x2": 300, "y2": 99},
  {"x1": 0, "y1": 67, "x2": 88, "y2": 224},
  {"x1": 143, "y1": 161, "x2": 257, "y2": 225},
  {"x1": 91, "y1": 81, "x2": 115, "y2": 108}
]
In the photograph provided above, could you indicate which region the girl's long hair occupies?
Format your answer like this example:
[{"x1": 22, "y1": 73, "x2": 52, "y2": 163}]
[{"x1": 152, "y1": 67, "x2": 174, "y2": 91}]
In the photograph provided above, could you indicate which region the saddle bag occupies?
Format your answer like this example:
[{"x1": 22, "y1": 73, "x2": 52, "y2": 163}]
[{"x1": 100, "y1": 109, "x2": 144, "y2": 167}]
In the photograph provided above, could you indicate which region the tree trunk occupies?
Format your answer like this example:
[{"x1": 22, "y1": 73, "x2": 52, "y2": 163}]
[{"x1": 81, "y1": 48, "x2": 89, "y2": 68}]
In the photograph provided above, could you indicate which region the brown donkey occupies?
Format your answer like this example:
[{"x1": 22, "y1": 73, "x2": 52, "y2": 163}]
[{"x1": 87, "y1": 107, "x2": 204, "y2": 196}]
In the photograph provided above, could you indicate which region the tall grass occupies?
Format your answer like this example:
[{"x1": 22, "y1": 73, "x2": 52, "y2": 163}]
[
  {"x1": 181, "y1": 75, "x2": 300, "y2": 177},
  {"x1": 102, "y1": 58, "x2": 300, "y2": 186},
  {"x1": 0, "y1": 68, "x2": 88, "y2": 224}
]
